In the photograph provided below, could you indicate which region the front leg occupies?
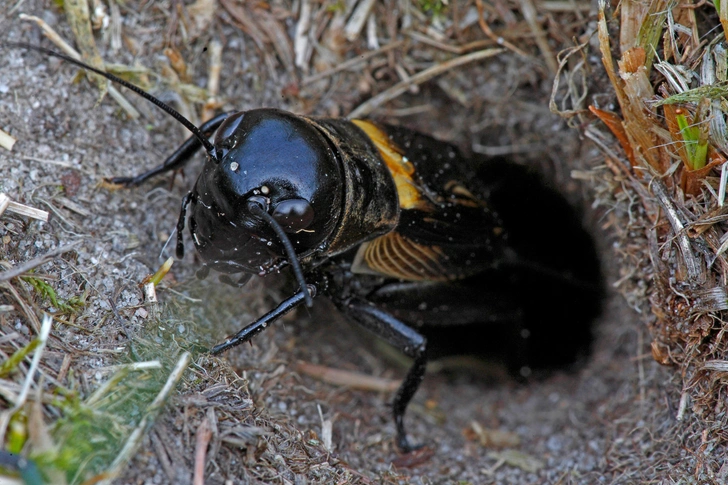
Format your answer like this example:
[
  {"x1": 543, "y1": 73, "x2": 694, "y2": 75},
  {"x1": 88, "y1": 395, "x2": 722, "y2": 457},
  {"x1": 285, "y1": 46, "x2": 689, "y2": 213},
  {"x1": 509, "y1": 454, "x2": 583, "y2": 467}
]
[
  {"x1": 210, "y1": 284, "x2": 317, "y2": 354},
  {"x1": 108, "y1": 111, "x2": 234, "y2": 186},
  {"x1": 335, "y1": 297, "x2": 427, "y2": 452}
]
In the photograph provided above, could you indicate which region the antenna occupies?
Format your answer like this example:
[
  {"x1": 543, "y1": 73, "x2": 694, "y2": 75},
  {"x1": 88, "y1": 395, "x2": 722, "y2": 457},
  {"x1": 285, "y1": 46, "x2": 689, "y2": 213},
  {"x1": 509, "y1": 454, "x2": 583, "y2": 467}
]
[
  {"x1": 247, "y1": 201, "x2": 314, "y2": 307},
  {"x1": 5, "y1": 42, "x2": 219, "y2": 160}
]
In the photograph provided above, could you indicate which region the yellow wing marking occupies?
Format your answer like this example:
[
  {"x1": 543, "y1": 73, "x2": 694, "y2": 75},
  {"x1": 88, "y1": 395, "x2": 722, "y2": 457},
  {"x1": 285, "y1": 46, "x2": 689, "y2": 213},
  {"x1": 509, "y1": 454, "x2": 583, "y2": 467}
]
[
  {"x1": 352, "y1": 119, "x2": 430, "y2": 211},
  {"x1": 352, "y1": 231, "x2": 457, "y2": 281},
  {"x1": 443, "y1": 180, "x2": 483, "y2": 208}
]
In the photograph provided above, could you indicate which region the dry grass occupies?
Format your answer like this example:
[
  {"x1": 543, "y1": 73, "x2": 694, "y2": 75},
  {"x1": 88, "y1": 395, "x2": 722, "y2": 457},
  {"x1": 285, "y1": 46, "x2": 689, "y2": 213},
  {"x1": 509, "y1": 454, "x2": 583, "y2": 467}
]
[
  {"x1": 4, "y1": 0, "x2": 721, "y2": 483},
  {"x1": 552, "y1": 0, "x2": 728, "y2": 479}
]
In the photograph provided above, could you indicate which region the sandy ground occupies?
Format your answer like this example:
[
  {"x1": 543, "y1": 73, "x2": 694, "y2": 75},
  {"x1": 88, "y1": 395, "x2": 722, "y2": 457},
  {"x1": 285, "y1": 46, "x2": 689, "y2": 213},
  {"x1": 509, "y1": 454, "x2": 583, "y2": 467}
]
[{"x1": 0, "y1": 1, "x2": 710, "y2": 483}]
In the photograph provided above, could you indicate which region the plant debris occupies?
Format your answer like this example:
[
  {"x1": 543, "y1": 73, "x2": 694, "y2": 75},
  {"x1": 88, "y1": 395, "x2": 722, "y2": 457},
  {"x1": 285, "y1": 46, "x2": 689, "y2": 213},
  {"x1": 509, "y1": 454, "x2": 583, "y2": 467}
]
[
  {"x1": 2, "y1": 0, "x2": 713, "y2": 483},
  {"x1": 555, "y1": 0, "x2": 728, "y2": 478}
]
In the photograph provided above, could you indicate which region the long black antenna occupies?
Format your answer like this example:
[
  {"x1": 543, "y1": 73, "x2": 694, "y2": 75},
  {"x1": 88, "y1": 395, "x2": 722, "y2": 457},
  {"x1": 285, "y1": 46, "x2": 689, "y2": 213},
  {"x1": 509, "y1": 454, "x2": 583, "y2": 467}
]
[
  {"x1": 5, "y1": 41, "x2": 218, "y2": 160},
  {"x1": 247, "y1": 201, "x2": 314, "y2": 307}
]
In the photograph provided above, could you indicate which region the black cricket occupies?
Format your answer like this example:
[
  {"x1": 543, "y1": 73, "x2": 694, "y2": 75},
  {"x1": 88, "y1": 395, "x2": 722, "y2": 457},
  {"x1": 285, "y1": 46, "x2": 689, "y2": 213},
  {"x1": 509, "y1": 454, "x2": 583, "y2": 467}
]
[{"x1": 9, "y1": 42, "x2": 602, "y2": 452}]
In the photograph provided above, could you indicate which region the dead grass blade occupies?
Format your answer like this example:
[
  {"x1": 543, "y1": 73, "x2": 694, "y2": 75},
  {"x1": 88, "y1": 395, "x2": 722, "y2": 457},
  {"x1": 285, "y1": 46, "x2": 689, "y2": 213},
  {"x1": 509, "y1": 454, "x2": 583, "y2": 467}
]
[
  {"x1": 572, "y1": 1, "x2": 728, "y2": 473},
  {"x1": 517, "y1": 0, "x2": 558, "y2": 74},
  {"x1": 0, "y1": 129, "x2": 16, "y2": 151},
  {"x1": 296, "y1": 361, "x2": 400, "y2": 392},
  {"x1": 96, "y1": 352, "x2": 191, "y2": 485},
  {"x1": 349, "y1": 48, "x2": 505, "y2": 118},
  {"x1": 18, "y1": 14, "x2": 139, "y2": 119}
]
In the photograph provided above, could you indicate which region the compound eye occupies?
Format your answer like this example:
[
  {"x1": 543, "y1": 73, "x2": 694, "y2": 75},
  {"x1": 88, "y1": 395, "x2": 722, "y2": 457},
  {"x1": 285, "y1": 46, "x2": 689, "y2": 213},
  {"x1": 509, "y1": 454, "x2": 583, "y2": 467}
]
[{"x1": 272, "y1": 199, "x2": 315, "y2": 233}]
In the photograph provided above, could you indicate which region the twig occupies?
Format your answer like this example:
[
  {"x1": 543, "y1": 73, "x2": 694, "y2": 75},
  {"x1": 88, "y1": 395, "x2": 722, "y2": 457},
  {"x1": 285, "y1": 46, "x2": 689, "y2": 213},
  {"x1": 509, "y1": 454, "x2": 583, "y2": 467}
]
[
  {"x1": 349, "y1": 48, "x2": 504, "y2": 118},
  {"x1": 5, "y1": 200, "x2": 49, "y2": 222},
  {"x1": 366, "y1": 12, "x2": 378, "y2": 50},
  {"x1": 719, "y1": 162, "x2": 728, "y2": 207},
  {"x1": 475, "y1": 0, "x2": 532, "y2": 59},
  {"x1": 472, "y1": 142, "x2": 545, "y2": 156},
  {"x1": 0, "y1": 194, "x2": 49, "y2": 222},
  {"x1": 193, "y1": 416, "x2": 212, "y2": 485},
  {"x1": 301, "y1": 40, "x2": 405, "y2": 86},
  {"x1": 539, "y1": 1, "x2": 593, "y2": 12},
  {"x1": 0, "y1": 129, "x2": 16, "y2": 151},
  {"x1": 344, "y1": 0, "x2": 376, "y2": 41},
  {"x1": 12, "y1": 314, "x2": 52, "y2": 411},
  {"x1": 19, "y1": 155, "x2": 92, "y2": 173},
  {"x1": 150, "y1": 431, "x2": 177, "y2": 482},
  {"x1": 143, "y1": 282, "x2": 158, "y2": 303},
  {"x1": 677, "y1": 390, "x2": 689, "y2": 421},
  {"x1": 294, "y1": 0, "x2": 312, "y2": 68},
  {"x1": 296, "y1": 361, "x2": 400, "y2": 392},
  {"x1": 317, "y1": 404, "x2": 333, "y2": 452},
  {"x1": 703, "y1": 360, "x2": 728, "y2": 372},
  {"x1": 0, "y1": 242, "x2": 81, "y2": 282},
  {"x1": 517, "y1": 0, "x2": 558, "y2": 75},
  {"x1": 54, "y1": 196, "x2": 90, "y2": 217},
  {"x1": 406, "y1": 30, "x2": 491, "y2": 55},
  {"x1": 649, "y1": 178, "x2": 703, "y2": 283},
  {"x1": 0, "y1": 195, "x2": 8, "y2": 218}
]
